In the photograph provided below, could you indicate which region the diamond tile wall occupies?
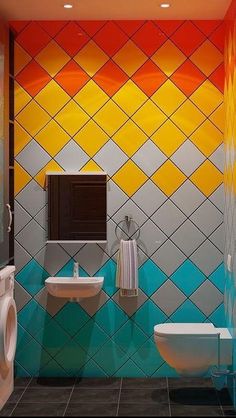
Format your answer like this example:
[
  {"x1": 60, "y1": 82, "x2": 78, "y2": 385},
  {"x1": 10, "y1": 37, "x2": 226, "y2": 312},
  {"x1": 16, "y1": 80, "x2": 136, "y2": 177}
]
[
  {"x1": 224, "y1": 1, "x2": 236, "y2": 407},
  {"x1": 11, "y1": 19, "x2": 225, "y2": 378}
]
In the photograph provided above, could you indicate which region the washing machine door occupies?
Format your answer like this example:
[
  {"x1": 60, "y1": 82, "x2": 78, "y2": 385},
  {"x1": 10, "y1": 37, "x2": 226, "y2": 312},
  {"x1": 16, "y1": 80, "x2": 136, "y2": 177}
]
[{"x1": 0, "y1": 296, "x2": 17, "y2": 370}]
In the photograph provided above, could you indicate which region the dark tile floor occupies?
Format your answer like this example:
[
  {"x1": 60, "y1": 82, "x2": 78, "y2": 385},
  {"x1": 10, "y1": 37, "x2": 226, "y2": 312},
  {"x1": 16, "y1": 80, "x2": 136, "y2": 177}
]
[{"x1": 0, "y1": 377, "x2": 235, "y2": 416}]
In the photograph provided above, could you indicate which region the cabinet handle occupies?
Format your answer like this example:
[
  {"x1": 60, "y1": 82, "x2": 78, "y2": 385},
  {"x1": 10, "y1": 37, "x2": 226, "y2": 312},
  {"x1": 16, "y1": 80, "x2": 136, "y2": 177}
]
[{"x1": 6, "y1": 203, "x2": 12, "y2": 233}]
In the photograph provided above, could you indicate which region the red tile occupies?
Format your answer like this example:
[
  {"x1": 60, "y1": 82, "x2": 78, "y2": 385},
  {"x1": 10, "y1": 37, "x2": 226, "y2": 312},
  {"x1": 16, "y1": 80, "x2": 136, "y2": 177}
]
[
  {"x1": 192, "y1": 20, "x2": 222, "y2": 37},
  {"x1": 171, "y1": 60, "x2": 206, "y2": 96},
  {"x1": 210, "y1": 23, "x2": 225, "y2": 53},
  {"x1": 132, "y1": 60, "x2": 167, "y2": 96},
  {"x1": 38, "y1": 21, "x2": 67, "y2": 38},
  {"x1": 132, "y1": 21, "x2": 167, "y2": 57},
  {"x1": 55, "y1": 22, "x2": 89, "y2": 56},
  {"x1": 9, "y1": 21, "x2": 29, "y2": 35},
  {"x1": 16, "y1": 60, "x2": 51, "y2": 96},
  {"x1": 16, "y1": 22, "x2": 51, "y2": 57},
  {"x1": 93, "y1": 22, "x2": 128, "y2": 56},
  {"x1": 115, "y1": 21, "x2": 146, "y2": 37},
  {"x1": 171, "y1": 21, "x2": 206, "y2": 56},
  {"x1": 209, "y1": 63, "x2": 225, "y2": 93},
  {"x1": 54, "y1": 60, "x2": 90, "y2": 96},
  {"x1": 77, "y1": 21, "x2": 106, "y2": 37},
  {"x1": 154, "y1": 20, "x2": 184, "y2": 37},
  {"x1": 93, "y1": 60, "x2": 128, "y2": 96}
]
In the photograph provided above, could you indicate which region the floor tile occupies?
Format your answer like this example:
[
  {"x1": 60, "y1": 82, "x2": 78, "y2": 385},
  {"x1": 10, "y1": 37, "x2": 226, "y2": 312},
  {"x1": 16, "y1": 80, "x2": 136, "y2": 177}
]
[
  {"x1": 14, "y1": 378, "x2": 32, "y2": 388},
  {"x1": 70, "y1": 388, "x2": 120, "y2": 403},
  {"x1": 168, "y1": 377, "x2": 214, "y2": 389},
  {"x1": 170, "y1": 404, "x2": 223, "y2": 416},
  {"x1": 122, "y1": 378, "x2": 167, "y2": 389},
  {"x1": 11, "y1": 403, "x2": 67, "y2": 416},
  {"x1": 120, "y1": 388, "x2": 169, "y2": 404},
  {"x1": 75, "y1": 378, "x2": 121, "y2": 388},
  {"x1": 118, "y1": 403, "x2": 170, "y2": 416},
  {"x1": 0, "y1": 403, "x2": 17, "y2": 416},
  {"x1": 7, "y1": 388, "x2": 25, "y2": 403},
  {"x1": 65, "y1": 403, "x2": 118, "y2": 416},
  {"x1": 223, "y1": 407, "x2": 236, "y2": 416},
  {"x1": 169, "y1": 388, "x2": 220, "y2": 406},
  {"x1": 217, "y1": 389, "x2": 233, "y2": 406},
  {"x1": 20, "y1": 388, "x2": 72, "y2": 403},
  {"x1": 29, "y1": 377, "x2": 76, "y2": 388}
]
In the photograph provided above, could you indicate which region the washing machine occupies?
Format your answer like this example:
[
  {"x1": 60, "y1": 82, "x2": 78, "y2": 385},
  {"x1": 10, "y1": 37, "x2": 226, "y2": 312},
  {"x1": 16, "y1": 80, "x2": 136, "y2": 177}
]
[{"x1": 0, "y1": 266, "x2": 17, "y2": 410}]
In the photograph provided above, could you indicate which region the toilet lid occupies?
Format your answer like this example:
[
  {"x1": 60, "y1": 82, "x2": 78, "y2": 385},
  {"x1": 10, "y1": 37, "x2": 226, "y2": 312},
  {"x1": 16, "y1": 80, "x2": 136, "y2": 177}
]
[{"x1": 154, "y1": 323, "x2": 217, "y2": 337}]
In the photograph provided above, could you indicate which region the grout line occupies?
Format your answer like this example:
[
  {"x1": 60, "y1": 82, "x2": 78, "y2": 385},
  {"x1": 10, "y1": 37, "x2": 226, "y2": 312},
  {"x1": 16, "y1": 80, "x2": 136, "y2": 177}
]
[
  {"x1": 166, "y1": 377, "x2": 171, "y2": 417},
  {"x1": 62, "y1": 380, "x2": 76, "y2": 417},
  {"x1": 116, "y1": 378, "x2": 123, "y2": 417},
  {"x1": 9, "y1": 377, "x2": 33, "y2": 416}
]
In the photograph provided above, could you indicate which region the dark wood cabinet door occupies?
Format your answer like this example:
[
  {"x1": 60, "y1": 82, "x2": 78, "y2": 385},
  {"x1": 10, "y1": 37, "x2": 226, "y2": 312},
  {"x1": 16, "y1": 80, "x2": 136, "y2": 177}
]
[{"x1": 48, "y1": 174, "x2": 107, "y2": 241}]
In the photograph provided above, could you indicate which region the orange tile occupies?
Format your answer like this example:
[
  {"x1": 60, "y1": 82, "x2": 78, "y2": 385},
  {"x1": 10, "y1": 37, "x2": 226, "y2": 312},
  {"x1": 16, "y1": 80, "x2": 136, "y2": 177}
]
[
  {"x1": 16, "y1": 22, "x2": 51, "y2": 57},
  {"x1": 171, "y1": 21, "x2": 205, "y2": 56},
  {"x1": 55, "y1": 22, "x2": 89, "y2": 57},
  {"x1": 132, "y1": 60, "x2": 167, "y2": 97},
  {"x1": 115, "y1": 21, "x2": 146, "y2": 37},
  {"x1": 77, "y1": 21, "x2": 106, "y2": 37},
  {"x1": 171, "y1": 60, "x2": 206, "y2": 97},
  {"x1": 14, "y1": 43, "x2": 32, "y2": 76},
  {"x1": 93, "y1": 21, "x2": 128, "y2": 56},
  {"x1": 16, "y1": 60, "x2": 51, "y2": 97},
  {"x1": 154, "y1": 21, "x2": 184, "y2": 37},
  {"x1": 38, "y1": 21, "x2": 67, "y2": 38},
  {"x1": 55, "y1": 61, "x2": 89, "y2": 96},
  {"x1": 93, "y1": 60, "x2": 128, "y2": 96},
  {"x1": 210, "y1": 23, "x2": 225, "y2": 53},
  {"x1": 132, "y1": 21, "x2": 167, "y2": 57},
  {"x1": 193, "y1": 20, "x2": 222, "y2": 36},
  {"x1": 209, "y1": 63, "x2": 225, "y2": 93}
]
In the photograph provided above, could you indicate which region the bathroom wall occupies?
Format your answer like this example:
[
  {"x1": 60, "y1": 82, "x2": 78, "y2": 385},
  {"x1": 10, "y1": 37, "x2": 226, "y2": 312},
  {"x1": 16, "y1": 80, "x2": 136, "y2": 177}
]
[
  {"x1": 12, "y1": 20, "x2": 225, "y2": 377},
  {"x1": 224, "y1": 0, "x2": 236, "y2": 405}
]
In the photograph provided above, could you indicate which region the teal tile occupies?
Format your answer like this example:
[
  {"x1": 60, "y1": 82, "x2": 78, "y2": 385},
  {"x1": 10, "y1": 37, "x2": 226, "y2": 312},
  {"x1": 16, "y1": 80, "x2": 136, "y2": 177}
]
[
  {"x1": 209, "y1": 263, "x2": 225, "y2": 293},
  {"x1": 209, "y1": 303, "x2": 226, "y2": 327},
  {"x1": 113, "y1": 320, "x2": 148, "y2": 356},
  {"x1": 55, "y1": 302, "x2": 90, "y2": 336},
  {"x1": 38, "y1": 359, "x2": 70, "y2": 377},
  {"x1": 78, "y1": 359, "x2": 108, "y2": 377},
  {"x1": 95, "y1": 259, "x2": 117, "y2": 296},
  {"x1": 14, "y1": 361, "x2": 31, "y2": 378},
  {"x1": 35, "y1": 319, "x2": 71, "y2": 356},
  {"x1": 18, "y1": 299, "x2": 51, "y2": 337},
  {"x1": 139, "y1": 260, "x2": 167, "y2": 296},
  {"x1": 131, "y1": 338, "x2": 164, "y2": 376},
  {"x1": 57, "y1": 260, "x2": 88, "y2": 277},
  {"x1": 74, "y1": 319, "x2": 109, "y2": 356},
  {"x1": 16, "y1": 259, "x2": 49, "y2": 296},
  {"x1": 93, "y1": 340, "x2": 129, "y2": 375},
  {"x1": 16, "y1": 338, "x2": 51, "y2": 376},
  {"x1": 94, "y1": 300, "x2": 128, "y2": 336},
  {"x1": 114, "y1": 359, "x2": 146, "y2": 377},
  {"x1": 132, "y1": 300, "x2": 167, "y2": 337},
  {"x1": 17, "y1": 323, "x2": 32, "y2": 353},
  {"x1": 171, "y1": 260, "x2": 206, "y2": 297},
  {"x1": 170, "y1": 300, "x2": 206, "y2": 323},
  {"x1": 153, "y1": 362, "x2": 179, "y2": 377},
  {"x1": 55, "y1": 340, "x2": 88, "y2": 376}
]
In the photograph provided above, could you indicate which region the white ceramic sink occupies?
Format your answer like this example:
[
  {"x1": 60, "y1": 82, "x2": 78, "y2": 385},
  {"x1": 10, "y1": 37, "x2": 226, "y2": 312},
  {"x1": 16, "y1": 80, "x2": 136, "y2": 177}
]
[{"x1": 45, "y1": 277, "x2": 104, "y2": 299}]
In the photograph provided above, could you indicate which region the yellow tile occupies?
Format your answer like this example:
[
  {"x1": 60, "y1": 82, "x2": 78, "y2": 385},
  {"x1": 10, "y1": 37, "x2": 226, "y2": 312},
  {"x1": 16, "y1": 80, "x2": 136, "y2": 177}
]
[
  {"x1": 112, "y1": 160, "x2": 147, "y2": 196},
  {"x1": 190, "y1": 120, "x2": 223, "y2": 157},
  {"x1": 55, "y1": 100, "x2": 90, "y2": 136},
  {"x1": 151, "y1": 120, "x2": 186, "y2": 157},
  {"x1": 35, "y1": 120, "x2": 70, "y2": 157},
  {"x1": 113, "y1": 80, "x2": 147, "y2": 116},
  {"x1": 35, "y1": 80, "x2": 70, "y2": 117},
  {"x1": 113, "y1": 40, "x2": 147, "y2": 77},
  {"x1": 14, "y1": 161, "x2": 31, "y2": 195},
  {"x1": 14, "y1": 122, "x2": 32, "y2": 156},
  {"x1": 170, "y1": 100, "x2": 205, "y2": 136},
  {"x1": 35, "y1": 41, "x2": 70, "y2": 77},
  {"x1": 80, "y1": 160, "x2": 104, "y2": 172},
  {"x1": 152, "y1": 80, "x2": 186, "y2": 116},
  {"x1": 93, "y1": 100, "x2": 128, "y2": 136},
  {"x1": 132, "y1": 101, "x2": 167, "y2": 136},
  {"x1": 35, "y1": 160, "x2": 63, "y2": 188},
  {"x1": 74, "y1": 80, "x2": 109, "y2": 116},
  {"x1": 190, "y1": 80, "x2": 223, "y2": 116},
  {"x1": 14, "y1": 42, "x2": 31, "y2": 76},
  {"x1": 113, "y1": 120, "x2": 147, "y2": 157},
  {"x1": 74, "y1": 41, "x2": 108, "y2": 77},
  {"x1": 151, "y1": 40, "x2": 186, "y2": 76},
  {"x1": 151, "y1": 160, "x2": 186, "y2": 196},
  {"x1": 74, "y1": 120, "x2": 109, "y2": 157},
  {"x1": 16, "y1": 100, "x2": 50, "y2": 137},
  {"x1": 190, "y1": 40, "x2": 223, "y2": 76},
  {"x1": 190, "y1": 160, "x2": 223, "y2": 196},
  {"x1": 209, "y1": 103, "x2": 225, "y2": 133},
  {"x1": 14, "y1": 82, "x2": 31, "y2": 116}
]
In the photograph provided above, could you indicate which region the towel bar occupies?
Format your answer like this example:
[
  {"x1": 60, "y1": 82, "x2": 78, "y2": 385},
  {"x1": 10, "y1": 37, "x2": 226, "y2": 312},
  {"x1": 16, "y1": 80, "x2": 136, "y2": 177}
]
[{"x1": 115, "y1": 216, "x2": 141, "y2": 240}]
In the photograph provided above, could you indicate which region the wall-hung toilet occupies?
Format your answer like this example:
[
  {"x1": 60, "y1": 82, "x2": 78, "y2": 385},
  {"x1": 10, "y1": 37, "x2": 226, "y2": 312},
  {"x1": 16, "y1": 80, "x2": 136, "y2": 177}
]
[
  {"x1": 0, "y1": 266, "x2": 17, "y2": 409},
  {"x1": 154, "y1": 323, "x2": 232, "y2": 377}
]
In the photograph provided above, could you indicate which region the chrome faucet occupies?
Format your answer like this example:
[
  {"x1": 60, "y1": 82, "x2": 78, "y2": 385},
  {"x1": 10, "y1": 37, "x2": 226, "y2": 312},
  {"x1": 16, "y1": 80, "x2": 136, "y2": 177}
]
[{"x1": 73, "y1": 262, "x2": 79, "y2": 278}]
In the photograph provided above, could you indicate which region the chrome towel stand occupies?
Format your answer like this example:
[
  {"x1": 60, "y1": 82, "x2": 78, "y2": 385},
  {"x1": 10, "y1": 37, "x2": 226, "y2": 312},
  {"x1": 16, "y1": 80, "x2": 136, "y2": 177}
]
[{"x1": 115, "y1": 216, "x2": 141, "y2": 240}]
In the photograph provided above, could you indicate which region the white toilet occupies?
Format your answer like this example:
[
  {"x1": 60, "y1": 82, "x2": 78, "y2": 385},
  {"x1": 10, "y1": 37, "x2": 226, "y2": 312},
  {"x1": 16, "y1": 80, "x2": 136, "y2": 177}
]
[
  {"x1": 0, "y1": 266, "x2": 17, "y2": 409},
  {"x1": 154, "y1": 323, "x2": 232, "y2": 377}
]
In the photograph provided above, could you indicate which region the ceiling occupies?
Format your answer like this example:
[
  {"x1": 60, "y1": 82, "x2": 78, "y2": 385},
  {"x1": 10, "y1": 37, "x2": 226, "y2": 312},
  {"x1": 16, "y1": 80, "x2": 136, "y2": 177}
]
[{"x1": 0, "y1": 0, "x2": 232, "y2": 20}]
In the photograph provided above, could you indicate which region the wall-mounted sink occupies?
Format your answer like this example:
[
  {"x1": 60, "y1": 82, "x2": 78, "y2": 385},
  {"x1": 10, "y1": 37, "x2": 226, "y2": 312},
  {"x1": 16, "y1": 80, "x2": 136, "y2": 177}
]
[{"x1": 45, "y1": 277, "x2": 104, "y2": 300}]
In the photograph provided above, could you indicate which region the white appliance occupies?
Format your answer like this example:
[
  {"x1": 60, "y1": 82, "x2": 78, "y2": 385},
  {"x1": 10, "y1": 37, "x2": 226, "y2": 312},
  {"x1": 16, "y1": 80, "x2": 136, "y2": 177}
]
[{"x1": 0, "y1": 266, "x2": 17, "y2": 409}]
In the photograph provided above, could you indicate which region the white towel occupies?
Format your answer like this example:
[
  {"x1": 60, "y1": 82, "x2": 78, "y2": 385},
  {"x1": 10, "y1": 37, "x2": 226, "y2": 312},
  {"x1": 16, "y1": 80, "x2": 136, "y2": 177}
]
[{"x1": 116, "y1": 239, "x2": 138, "y2": 297}]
